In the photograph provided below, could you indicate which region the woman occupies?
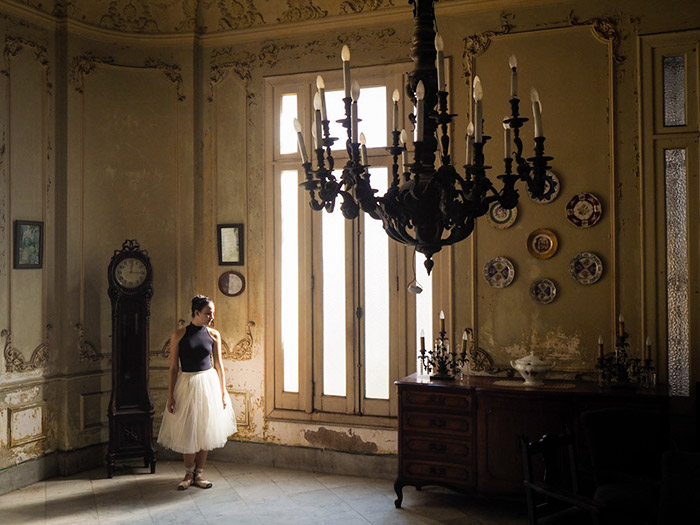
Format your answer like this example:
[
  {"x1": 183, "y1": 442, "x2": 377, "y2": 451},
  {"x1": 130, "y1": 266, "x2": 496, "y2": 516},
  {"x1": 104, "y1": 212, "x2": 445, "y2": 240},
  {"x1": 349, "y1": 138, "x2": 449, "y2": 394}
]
[{"x1": 157, "y1": 295, "x2": 237, "y2": 489}]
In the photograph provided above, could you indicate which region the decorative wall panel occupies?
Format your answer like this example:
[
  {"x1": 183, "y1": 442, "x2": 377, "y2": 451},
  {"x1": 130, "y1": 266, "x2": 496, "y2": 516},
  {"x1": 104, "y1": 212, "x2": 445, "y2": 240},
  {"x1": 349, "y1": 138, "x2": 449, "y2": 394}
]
[{"x1": 8, "y1": 403, "x2": 44, "y2": 447}]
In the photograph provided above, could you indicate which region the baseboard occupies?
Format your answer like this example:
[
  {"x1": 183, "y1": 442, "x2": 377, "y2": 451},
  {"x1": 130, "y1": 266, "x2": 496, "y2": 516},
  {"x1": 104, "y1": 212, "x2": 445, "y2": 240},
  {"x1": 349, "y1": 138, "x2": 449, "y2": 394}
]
[
  {"x1": 158, "y1": 440, "x2": 398, "y2": 480},
  {"x1": 0, "y1": 443, "x2": 109, "y2": 497}
]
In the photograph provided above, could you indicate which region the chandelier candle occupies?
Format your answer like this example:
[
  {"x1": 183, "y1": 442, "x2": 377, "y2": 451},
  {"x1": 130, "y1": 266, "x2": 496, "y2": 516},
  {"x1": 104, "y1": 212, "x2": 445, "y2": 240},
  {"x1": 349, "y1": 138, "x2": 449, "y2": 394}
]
[
  {"x1": 531, "y1": 87, "x2": 543, "y2": 138},
  {"x1": 439, "y1": 310, "x2": 445, "y2": 332},
  {"x1": 473, "y1": 76, "x2": 483, "y2": 142},
  {"x1": 341, "y1": 45, "x2": 351, "y2": 98},
  {"x1": 351, "y1": 81, "x2": 360, "y2": 144},
  {"x1": 415, "y1": 81, "x2": 425, "y2": 142},
  {"x1": 645, "y1": 336, "x2": 652, "y2": 361},
  {"x1": 360, "y1": 133, "x2": 368, "y2": 165},
  {"x1": 392, "y1": 89, "x2": 400, "y2": 132},
  {"x1": 293, "y1": 118, "x2": 308, "y2": 164},
  {"x1": 316, "y1": 75, "x2": 327, "y2": 121},
  {"x1": 509, "y1": 54, "x2": 517, "y2": 98},
  {"x1": 598, "y1": 335, "x2": 604, "y2": 359},
  {"x1": 400, "y1": 129, "x2": 409, "y2": 174},
  {"x1": 465, "y1": 121, "x2": 474, "y2": 165},
  {"x1": 435, "y1": 33, "x2": 445, "y2": 92},
  {"x1": 503, "y1": 119, "x2": 511, "y2": 158},
  {"x1": 313, "y1": 92, "x2": 323, "y2": 150}
]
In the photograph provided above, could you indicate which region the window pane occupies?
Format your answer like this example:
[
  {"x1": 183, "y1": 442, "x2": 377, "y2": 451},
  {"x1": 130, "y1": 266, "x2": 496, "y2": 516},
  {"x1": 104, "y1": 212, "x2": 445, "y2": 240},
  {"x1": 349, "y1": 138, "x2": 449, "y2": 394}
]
[
  {"x1": 323, "y1": 198, "x2": 346, "y2": 396},
  {"x1": 364, "y1": 168, "x2": 389, "y2": 399},
  {"x1": 665, "y1": 148, "x2": 689, "y2": 397},
  {"x1": 663, "y1": 56, "x2": 686, "y2": 127},
  {"x1": 280, "y1": 94, "x2": 298, "y2": 155},
  {"x1": 325, "y1": 86, "x2": 387, "y2": 150},
  {"x1": 280, "y1": 170, "x2": 299, "y2": 392},
  {"x1": 415, "y1": 252, "x2": 433, "y2": 374}
]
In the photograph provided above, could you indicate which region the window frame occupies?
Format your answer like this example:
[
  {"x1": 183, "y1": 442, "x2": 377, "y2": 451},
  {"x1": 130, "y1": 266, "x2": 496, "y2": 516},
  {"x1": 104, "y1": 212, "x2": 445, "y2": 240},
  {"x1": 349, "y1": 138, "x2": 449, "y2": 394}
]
[{"x1": 264, "y1": 63, "x2": 445, "y2": 428}]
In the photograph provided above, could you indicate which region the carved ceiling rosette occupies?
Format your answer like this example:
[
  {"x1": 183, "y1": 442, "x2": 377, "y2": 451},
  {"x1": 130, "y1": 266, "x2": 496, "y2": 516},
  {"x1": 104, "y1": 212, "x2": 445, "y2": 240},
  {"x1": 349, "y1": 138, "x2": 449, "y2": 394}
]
[{"x1": 277, "y1": 0, "x2": 327, "y2": 23}]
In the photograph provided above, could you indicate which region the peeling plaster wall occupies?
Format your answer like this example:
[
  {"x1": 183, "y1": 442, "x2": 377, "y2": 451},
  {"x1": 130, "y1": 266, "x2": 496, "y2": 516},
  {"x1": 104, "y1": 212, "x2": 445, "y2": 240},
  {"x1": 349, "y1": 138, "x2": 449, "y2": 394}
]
[{"x1": 1, "y1": 0, "x2": 699, "y2": 483}]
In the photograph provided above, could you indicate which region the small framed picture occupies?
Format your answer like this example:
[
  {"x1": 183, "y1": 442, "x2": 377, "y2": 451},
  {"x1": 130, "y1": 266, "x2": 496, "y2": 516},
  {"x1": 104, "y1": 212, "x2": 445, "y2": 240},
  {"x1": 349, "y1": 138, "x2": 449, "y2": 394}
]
[
  {"x1": 217, "y1": 223, "x2": 244, "y2": 266},
  {"x1": 14, "y1": 220, "x2": 43, "y2": 269}
]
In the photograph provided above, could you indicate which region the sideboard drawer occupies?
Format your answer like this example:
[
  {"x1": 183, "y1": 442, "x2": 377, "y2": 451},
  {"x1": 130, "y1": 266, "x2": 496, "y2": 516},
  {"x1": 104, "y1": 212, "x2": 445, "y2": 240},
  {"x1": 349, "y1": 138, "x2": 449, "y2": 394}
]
[
  {"x1": 402, "y1": 459, "x2": 475, "y2": 486},
  {"x1": 403, "y1": 435, "x2": 472, "y2": 464},
  {"x1": 403, "y1": 412, "x2": 472, "y2": 437},
  {"x1": 402, "y1": 390, "x2": 472, "y2": 412}
]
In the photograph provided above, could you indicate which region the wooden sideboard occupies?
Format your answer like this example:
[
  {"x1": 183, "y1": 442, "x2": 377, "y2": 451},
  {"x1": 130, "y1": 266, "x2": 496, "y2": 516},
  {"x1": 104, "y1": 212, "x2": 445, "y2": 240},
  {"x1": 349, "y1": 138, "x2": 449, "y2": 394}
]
[{"x1": 394, "y1": 374, "x2": 668, "y2": 507}]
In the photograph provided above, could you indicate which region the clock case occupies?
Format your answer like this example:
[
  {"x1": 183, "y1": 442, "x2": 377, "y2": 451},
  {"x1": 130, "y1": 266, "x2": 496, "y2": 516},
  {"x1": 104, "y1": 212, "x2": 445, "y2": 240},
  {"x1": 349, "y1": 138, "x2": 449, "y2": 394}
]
[{"x1": 106, "y1": 239, "x2": 157, "y2": 477}]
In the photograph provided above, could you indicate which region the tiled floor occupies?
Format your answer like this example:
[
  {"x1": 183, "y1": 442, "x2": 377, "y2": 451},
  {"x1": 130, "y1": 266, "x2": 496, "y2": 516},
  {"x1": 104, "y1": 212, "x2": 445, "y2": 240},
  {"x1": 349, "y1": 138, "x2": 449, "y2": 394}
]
[{"x1": 0, "y1": 460, "x2": 527, "y2": 524}]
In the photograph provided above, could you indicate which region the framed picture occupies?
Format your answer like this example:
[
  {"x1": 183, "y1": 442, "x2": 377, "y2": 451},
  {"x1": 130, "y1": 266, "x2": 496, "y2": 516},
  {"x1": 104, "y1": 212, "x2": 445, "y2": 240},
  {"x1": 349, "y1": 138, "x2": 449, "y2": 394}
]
[
  {"x1": 217, "y1": 223, "x2": 244, "y2": 266},
  {"x1": 13, "y1": 220, "x2": 43, "y2": 269}
]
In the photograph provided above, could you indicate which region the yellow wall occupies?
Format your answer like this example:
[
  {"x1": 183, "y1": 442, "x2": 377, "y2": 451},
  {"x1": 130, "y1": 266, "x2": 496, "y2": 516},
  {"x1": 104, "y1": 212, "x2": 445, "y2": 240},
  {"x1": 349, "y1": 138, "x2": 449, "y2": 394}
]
[{"x1": 0, "y1": 0, "x2": 698, "y2": 475}]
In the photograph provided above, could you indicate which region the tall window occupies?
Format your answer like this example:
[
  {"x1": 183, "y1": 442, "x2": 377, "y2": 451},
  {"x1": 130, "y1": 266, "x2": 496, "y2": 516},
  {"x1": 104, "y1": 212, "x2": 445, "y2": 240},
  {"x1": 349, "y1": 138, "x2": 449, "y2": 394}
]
[{"x1": 266, "y1": 64, "x2": 432, "y2": 422}]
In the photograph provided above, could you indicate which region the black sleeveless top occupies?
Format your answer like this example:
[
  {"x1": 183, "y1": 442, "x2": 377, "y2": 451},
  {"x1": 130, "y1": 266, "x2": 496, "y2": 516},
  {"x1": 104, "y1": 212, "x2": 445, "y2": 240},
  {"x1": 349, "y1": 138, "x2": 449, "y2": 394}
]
[{"x1": 178, "y1": 323, "x2": 214, "y2": 372}]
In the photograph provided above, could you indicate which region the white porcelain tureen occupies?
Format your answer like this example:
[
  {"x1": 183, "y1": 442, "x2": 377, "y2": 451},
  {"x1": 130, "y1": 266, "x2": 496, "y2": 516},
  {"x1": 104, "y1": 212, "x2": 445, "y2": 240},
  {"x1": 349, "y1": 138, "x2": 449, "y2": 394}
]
[{"x1": 510, "y1": 352, "x2": 555, "y2": 386}]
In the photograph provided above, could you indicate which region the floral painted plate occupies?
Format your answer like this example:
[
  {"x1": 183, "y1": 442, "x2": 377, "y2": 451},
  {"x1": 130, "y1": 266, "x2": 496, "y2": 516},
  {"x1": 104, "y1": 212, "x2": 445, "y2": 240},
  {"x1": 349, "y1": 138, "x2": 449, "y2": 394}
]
[
  {"x1": 527, "y1": 170, "x2": 560, "y2": 204},
  {"x1": 569, "y1": 252, "x2": 603, "y2": 285},
  {"x1": 526, "y1": 228, "x2": 558, "y2": 259},
  {"x1": 487, "y1": 202, "x2": 518, "y2": 229},
  {"x1": 566, "y1": 193, "x2": 602, "y2": 228},
  {"x1": 530, "y1": 278, "x2": 557, "y2": 304},
  {"x1": 483, "y1": 256, "x2": 515, "y2": 288}
]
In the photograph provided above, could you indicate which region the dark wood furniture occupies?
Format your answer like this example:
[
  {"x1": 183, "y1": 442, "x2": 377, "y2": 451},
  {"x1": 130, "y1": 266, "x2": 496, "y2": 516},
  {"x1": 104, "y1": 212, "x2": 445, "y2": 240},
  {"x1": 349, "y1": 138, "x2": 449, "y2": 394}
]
[
  {"x1": 394, "y1": 374, "x2": 668, "y2": 507},
  {"x1": 106, "y1": 240, "x2": 157, "y2": 478}
]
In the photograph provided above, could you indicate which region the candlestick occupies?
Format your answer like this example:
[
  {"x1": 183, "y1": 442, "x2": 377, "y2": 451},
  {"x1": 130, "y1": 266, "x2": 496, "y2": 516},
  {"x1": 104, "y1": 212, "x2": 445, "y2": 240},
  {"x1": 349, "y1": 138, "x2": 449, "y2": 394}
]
[
  {"x1": 400, "y1": 129, "x2": 409, "y2": 174},
  {"x1": 392, "y1": 88, "x2": 400, "y2": 132},
  {"x1": 645, "y1": 336, "x2": 652, "y2": 361},
  {"x1": 508, "y1": 54, "x2": 517, "y2": 98},
  {"x1": 293, "y1": 118, "x2": 308, "y2": 164},
  {"x1": 530, "y1": 87, "x2": 543, "y2": 138},
  {"x1": 597, "y1": 334, "x2": 604, "y2": 359},
  {"x1": 316, "y1": 75, "x2": 327, "y2": 121},
  {"x1": 360, "y1": 132, "x2": 368, "y2": 165},
  {"x1": 461, "y1": 330, "x2": 468, "y2": 355},
  {"x1": 435, "y1": 33, "x2": 445, "y2": 92},
  {"x1": 313, "y1": 93, "x2": 323, "y2": 149},
  {"x1": 341, "y1": 45, "x2": 351, "y2": 98},
  {"x1": 473, "y1": 76, "x2": 483, "y2": 143},
  {"x1": 415, "y1": 81, "x2": 425, "y2": 142},
  {"x1": 466, "y1": 122, "x2": 474, "y2": 165},
  {"x1": 439, "y1": 309, "x2": 445, "y2": 332},
  {"x1": 503, "y1": 118, "x2": 511, "y2": 158},
  {"x1": 618, "y1": 314, "x2": 625, "y2": 337},
  {"x1": 351, "y1": 80, "x2": 360, "y2": 144}
]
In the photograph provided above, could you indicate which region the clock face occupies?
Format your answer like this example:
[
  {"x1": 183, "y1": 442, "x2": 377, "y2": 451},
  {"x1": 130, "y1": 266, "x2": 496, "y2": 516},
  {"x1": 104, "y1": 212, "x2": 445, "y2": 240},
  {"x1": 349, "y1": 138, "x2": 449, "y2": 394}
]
[{"x1": 114, "y1": 257, "x2": 148, "y2": 289}]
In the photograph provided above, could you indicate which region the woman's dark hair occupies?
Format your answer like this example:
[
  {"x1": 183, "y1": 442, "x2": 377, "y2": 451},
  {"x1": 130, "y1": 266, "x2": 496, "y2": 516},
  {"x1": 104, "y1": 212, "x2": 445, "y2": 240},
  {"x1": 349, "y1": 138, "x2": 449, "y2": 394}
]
[{"x1": 191, "y1": 295, "x2": 212, "y2": 317}]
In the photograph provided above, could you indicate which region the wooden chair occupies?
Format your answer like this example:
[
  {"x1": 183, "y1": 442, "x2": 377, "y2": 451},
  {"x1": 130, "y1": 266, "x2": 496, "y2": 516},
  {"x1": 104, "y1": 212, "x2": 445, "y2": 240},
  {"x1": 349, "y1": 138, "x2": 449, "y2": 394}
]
[{"x1": 521, "y1": 431, "x2": 605, "y2": 524}]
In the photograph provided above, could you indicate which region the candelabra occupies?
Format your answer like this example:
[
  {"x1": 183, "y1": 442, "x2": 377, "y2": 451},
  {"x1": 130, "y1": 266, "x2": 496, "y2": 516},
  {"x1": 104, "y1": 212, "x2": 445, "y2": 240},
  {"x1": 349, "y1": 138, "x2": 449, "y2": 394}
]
[
  {"x1": 296, "y1": 0, "x2": 555, "y2": 274},
  {"x1": 418, "y1": 315, "x2": 469, "y2": 380},
  {"x1": 596, "y1": 320, "x2": 655, "y2": 388}
]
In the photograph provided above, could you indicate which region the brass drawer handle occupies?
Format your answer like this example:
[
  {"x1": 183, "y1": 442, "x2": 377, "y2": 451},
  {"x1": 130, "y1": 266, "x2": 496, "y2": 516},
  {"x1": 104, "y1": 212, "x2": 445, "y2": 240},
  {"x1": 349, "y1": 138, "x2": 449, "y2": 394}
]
[
  {"x1": 428, "y1": 466, "x2": 446, "y2": 476},
  {"x1": 430, "y1": 418, "x2": 447, "y2": 428},
  {"x1": 428, "y1": 443, "x2": 447, "y2": 453}
]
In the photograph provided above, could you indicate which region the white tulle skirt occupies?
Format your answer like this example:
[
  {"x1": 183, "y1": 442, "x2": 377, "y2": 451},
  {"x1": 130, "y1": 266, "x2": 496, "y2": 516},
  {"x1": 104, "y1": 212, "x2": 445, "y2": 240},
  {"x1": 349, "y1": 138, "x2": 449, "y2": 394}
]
[{"x1": 157, "y1": 368, "x2": 237, "y2": 454}]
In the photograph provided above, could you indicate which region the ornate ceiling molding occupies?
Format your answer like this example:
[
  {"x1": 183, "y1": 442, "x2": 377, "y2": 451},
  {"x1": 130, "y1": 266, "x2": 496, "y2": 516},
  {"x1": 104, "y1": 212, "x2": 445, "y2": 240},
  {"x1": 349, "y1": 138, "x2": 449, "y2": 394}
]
[
  {"x1": 99, "y1": 0, "x2": 160, "y2": 33},
  {"x1": 217, "y1": 0, "x2": 265, "y2": 31},
  {"x1": 2, "y1": 326, "x2": 51, "y2": 373},
  {"x1": 277, "y1": 0, "x2": 327, "y2": 23},
  {"x1": 340, "y1": 0, "x2": 394, "y2": 15},
  {"x1": 68, "y1": 53, "x2": 186, "y2": 100}
]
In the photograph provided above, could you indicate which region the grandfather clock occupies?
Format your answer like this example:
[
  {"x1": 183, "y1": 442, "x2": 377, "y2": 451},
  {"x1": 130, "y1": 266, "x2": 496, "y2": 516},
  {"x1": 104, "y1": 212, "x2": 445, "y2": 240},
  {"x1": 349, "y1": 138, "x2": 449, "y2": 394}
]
[{"x1": 106, "y1": 239, "x2": 156, "y2": 477}]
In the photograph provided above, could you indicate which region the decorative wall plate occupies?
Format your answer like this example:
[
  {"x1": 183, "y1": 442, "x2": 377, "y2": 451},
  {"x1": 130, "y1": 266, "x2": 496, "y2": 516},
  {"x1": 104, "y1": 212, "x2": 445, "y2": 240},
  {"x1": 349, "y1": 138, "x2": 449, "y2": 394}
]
[
  {"x1": 487, "y1": 202, "x2": 518, "y2": 229},
  {"x1": 526, "y1": 228, "x2": 558, "y2": 259},
  {"x1": 530, "y1": 278, "x2": 557, "y2": 304},
  {"x1": 483, "y1": 256, "x2": 515, "y2": 288},
  {"x1": 527, "y1": 170, "x2": 560, "y2": 204},
  {"x1": 569, "y1": 252, "x2": 603, "y2": 284},
  {"x1": 566, "y1": 193, "x2": 602, "y2": 228}
]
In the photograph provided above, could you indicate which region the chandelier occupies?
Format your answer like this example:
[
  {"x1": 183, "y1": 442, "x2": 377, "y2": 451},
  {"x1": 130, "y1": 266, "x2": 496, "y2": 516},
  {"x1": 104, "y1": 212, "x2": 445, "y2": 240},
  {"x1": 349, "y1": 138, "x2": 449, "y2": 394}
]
[{"x1": 295, "y1": 0, "x2": 554, "y2": 274}]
